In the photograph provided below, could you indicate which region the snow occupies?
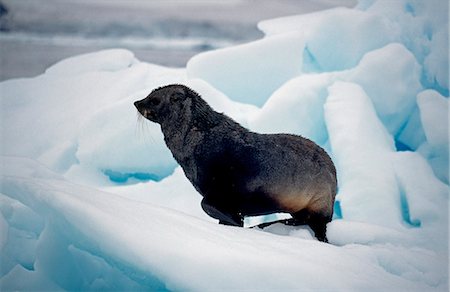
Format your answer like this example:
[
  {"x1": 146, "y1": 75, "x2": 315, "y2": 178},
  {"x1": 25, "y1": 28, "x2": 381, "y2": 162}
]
[
  {"x1": 0, "y1": 157, "x2": 444, "y2": 291},
  {"x1": 0, "y1": 0, "x2": 448, "y2": 290}
]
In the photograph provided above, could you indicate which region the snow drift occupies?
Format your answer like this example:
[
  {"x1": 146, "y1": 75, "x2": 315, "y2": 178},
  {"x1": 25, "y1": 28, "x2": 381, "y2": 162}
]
[{"x1": 0, "y1": 0, "x2": 448, "y2": 290}]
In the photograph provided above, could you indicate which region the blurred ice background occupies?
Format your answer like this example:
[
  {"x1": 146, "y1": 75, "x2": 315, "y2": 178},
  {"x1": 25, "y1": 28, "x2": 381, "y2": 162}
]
[{"x1": 0, "y1": 0, "x2": 356, "y2": 81}]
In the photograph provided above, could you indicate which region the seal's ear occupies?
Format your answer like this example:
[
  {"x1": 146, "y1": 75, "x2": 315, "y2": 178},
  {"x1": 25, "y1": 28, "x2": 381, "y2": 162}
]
[{"x1": 170, "y1": 86, "x2": 186, "y2": 102}]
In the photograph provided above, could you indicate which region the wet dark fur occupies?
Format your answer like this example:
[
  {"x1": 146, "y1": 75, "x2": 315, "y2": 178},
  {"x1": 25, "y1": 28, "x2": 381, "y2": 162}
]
[{"x1": 134, "y1": 84, "x2": 337, "y2": 242}]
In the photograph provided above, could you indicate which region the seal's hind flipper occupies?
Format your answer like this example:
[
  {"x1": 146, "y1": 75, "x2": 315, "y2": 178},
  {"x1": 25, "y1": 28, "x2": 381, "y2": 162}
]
[
  {"x1": 201, "y1": 198, "x2": 243, "y2": 227},
  {"x1": 255, "y1": 218, "x2": 297, "y2": 229}
]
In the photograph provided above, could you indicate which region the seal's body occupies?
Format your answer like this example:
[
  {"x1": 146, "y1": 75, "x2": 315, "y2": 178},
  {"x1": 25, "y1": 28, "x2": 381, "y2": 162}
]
[{"x1": 135, "y1": 84, "x2": 337, "y2": 242}]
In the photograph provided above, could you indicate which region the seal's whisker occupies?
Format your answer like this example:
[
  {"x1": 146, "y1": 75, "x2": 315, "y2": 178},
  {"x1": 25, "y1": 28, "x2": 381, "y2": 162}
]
[
  {"x1": 135, "y1": 111, "x2": 147, "y2": 140},
  {"x1": 143, "y1": 119, "x2": 157, "y2": 144},
  {"x1": 135, "y1": 110, "x2": 156, "y2": 145},
  {"x1": 135, "y1": 111, "x2": 143, "y2": 138}
]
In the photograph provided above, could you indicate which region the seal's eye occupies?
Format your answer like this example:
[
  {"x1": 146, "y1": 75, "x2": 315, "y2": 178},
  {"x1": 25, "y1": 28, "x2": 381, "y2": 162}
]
[{"x1": 149, "y1": 98, "x2": 160, "y2": 106}]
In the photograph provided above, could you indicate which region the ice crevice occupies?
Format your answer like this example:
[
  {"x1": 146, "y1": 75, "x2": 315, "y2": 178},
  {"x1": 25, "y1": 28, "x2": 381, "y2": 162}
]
[{"x1": 397, "y1": 182, "x2": 422, "y2": 228}]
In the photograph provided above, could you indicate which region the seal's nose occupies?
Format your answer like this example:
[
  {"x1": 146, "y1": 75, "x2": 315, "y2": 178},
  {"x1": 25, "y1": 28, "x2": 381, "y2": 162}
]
[{"x1": 134, "y1": 100, "x2": 142, "y2": 110}]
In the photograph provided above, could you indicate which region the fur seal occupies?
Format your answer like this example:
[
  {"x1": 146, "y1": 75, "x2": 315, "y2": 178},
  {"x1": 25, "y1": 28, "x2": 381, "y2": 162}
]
[{"x1": 134, "y1": 84, "x2": 337, "y2": 242}]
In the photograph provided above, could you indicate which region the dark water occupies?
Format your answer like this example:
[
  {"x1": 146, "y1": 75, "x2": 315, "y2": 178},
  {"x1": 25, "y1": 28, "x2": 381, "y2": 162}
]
[{"x1": 0, "y1": 0, "x2": 355, "y2": 81}]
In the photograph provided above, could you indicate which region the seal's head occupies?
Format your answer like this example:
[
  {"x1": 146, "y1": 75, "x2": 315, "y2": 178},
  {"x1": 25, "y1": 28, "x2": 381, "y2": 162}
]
[{"x1": 134, "y1": 84, "x2": 192, "y2": 124}]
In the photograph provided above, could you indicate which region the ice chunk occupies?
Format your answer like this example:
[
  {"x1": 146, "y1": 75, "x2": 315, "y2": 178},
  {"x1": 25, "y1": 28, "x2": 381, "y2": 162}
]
[
  {"x1": 423, "y1": 28, "x2": 449, "y2": 92},
  {"x1": 184, "y1": 79, "x2": 259, "y2": 127},
  {"x1": 248, "y1": 43, "x2": 424, "y2": 145},
  {"x1": 417, "y1": 90, "x2": 448, "y2": 147},
  {"x1": 187, "y1": 32, "x2": 305, "y2": 106},
  {"x1": 416, "y1": 90, "x2": 449, "y2": 183},
  {"x1": 0, "y1": 51, "x2": 186, "y2": 178},
  {"x1": 0, "y1": 63, "x2": 129, "y2": 161},
  {"x1": 258, "y1": 7, "x2": 394, "y2": 71},
  {"x1": 45, "y1": 49, "x2": 138, "y2": 76},
  {"x1": 344, "y1": 43, "x2": 422, "y2": 136},
  {"x1": 249, "y1": 73, "x2": 334, "y2": 145},
  {"x1": 392, "y1": 152, "x2": 448, "y2": 230},
  {"x1": 358, "y1": 0, "x2": 449, "y2": 95},
  {"x1": 73, "y1": 92, "x2": 177, "y2": 184},
  {"x1": 324, "y1": 82, "x2": 402, "y2": 228}
]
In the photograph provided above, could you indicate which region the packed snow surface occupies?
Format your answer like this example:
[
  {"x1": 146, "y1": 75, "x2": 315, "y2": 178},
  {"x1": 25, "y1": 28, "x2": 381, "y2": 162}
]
[{"x1": 1, "y1": 0, "x2": 448, "y2": 290}]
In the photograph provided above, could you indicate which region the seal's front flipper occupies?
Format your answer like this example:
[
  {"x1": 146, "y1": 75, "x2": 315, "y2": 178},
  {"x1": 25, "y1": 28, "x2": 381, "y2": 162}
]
[{"x1": 201, "y1": 198, "x2": 243, "y2": 227}]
